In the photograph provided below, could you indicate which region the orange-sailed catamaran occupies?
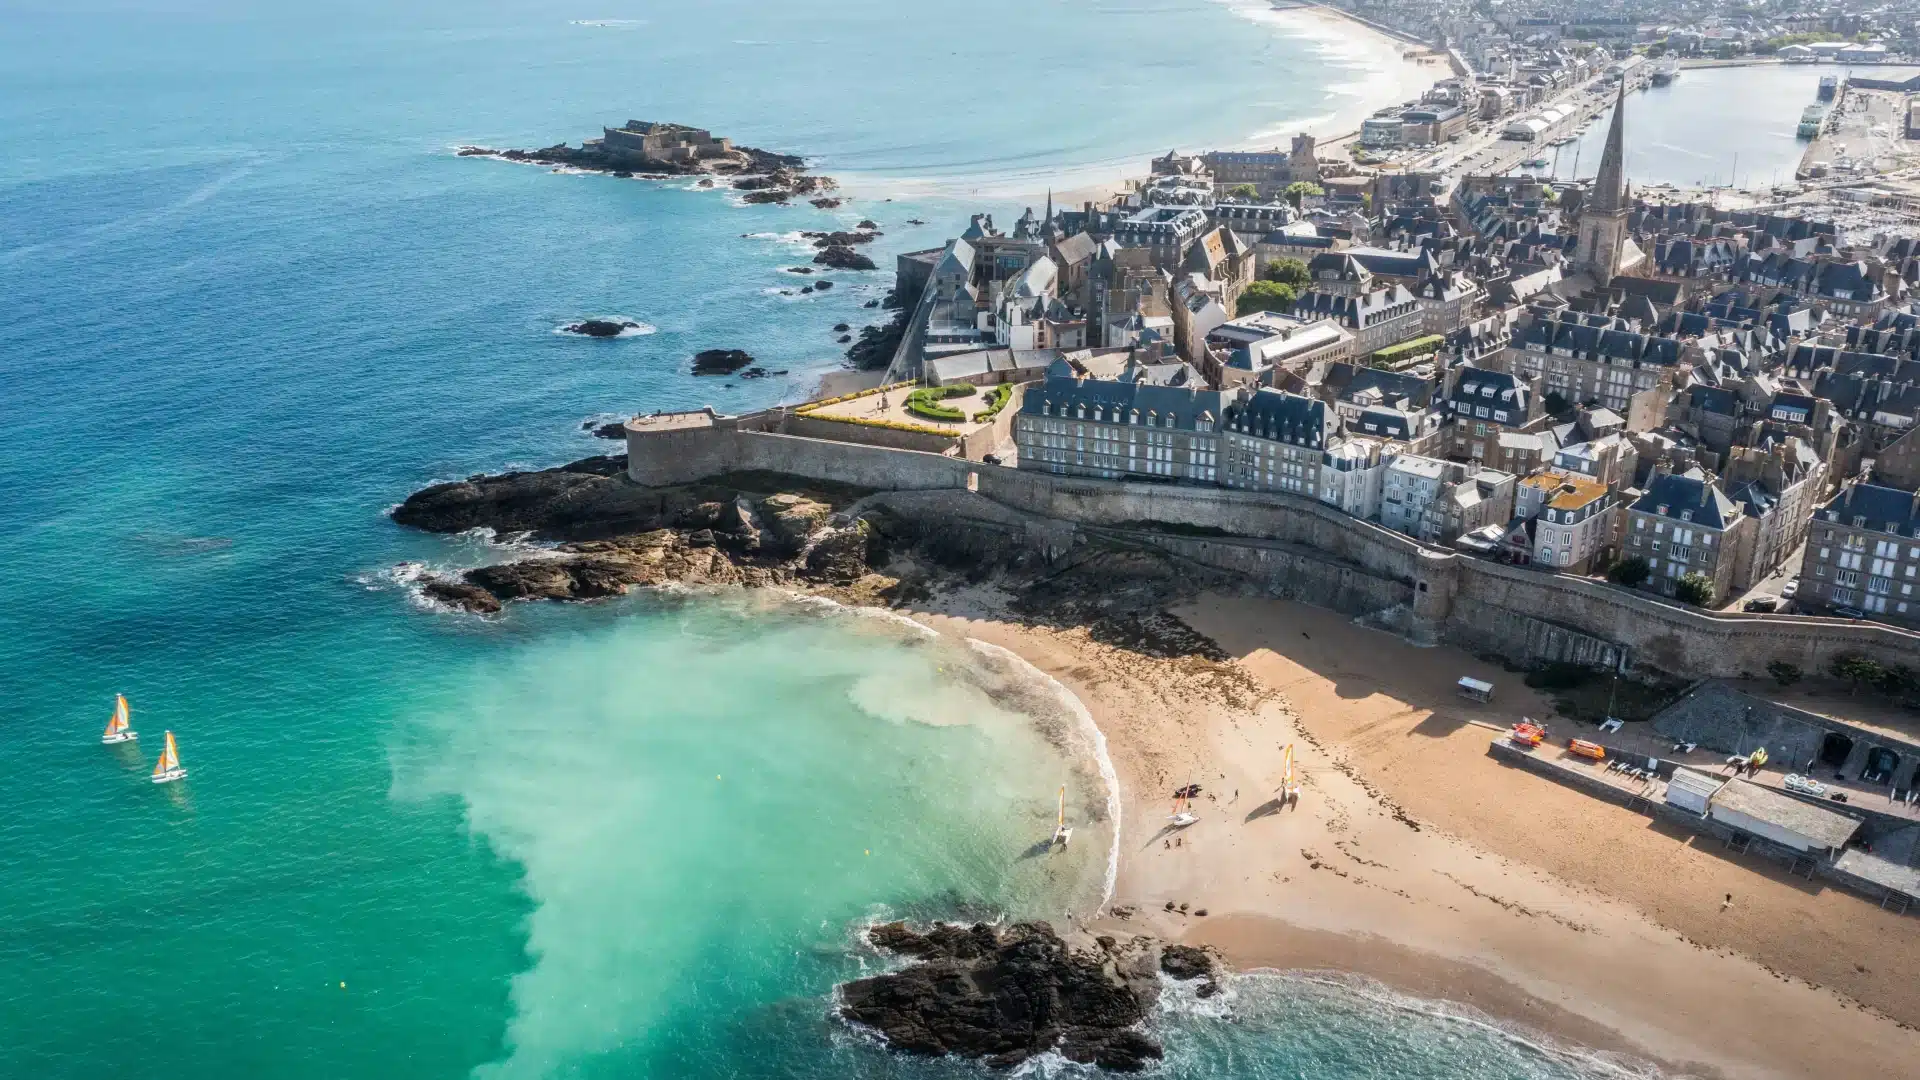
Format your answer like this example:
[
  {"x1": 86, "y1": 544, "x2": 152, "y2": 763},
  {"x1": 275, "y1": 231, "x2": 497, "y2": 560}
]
[
  {"x1": 102, "y1": 694, "x2": 138, "y2": 744},
  {"x1": 151, "y1": 731, "x2": 187, "y2": 784}
]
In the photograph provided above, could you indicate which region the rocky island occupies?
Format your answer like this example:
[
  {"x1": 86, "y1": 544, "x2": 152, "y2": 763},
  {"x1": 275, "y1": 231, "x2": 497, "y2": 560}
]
[
  {"x1": 459, "y1": 120, "x2": 835, "y2": 204},
  {"x1": 837, "y1": 921, "x2": 1219, "y2": 1072}
]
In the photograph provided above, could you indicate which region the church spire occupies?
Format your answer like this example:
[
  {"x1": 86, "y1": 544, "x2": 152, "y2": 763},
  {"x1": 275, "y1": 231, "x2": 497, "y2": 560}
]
[{"x1": 1590, "y1": 80, "x2": 1628, "y2": 216}]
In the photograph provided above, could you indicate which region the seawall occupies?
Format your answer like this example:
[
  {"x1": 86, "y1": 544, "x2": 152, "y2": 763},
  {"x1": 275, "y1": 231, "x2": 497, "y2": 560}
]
[{"x1": 626, "y1": 416, "x2": 1920, "y2": 679}]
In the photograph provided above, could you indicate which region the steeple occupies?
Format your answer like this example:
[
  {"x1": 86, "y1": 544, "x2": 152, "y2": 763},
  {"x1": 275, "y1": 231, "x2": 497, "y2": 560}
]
[{"x1": 1590, "y1": 80, "x2": 1628, "y2": 216}]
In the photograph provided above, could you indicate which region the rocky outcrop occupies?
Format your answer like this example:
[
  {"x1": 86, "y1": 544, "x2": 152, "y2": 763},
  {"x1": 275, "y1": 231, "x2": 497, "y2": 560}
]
[
  {"x1": 839, "y1": 922, "x2": 1211, "y2": 1072},
  {"x1": 457, "y1": 124, "x2": 831, "y2": 195},
  {"x1": 692, "y1": 348, "x2": 755, "y2": 375},
  {"x1": 561, "y1": 319, "x2": 643, "y2": 338},
  {"x1": 805, "y1": 230, "x2": 879, "y2": 248},
  {"x1": 390, "y1": 458, "x2": 896, "y2": 613},
  {"x1": 814, "y1": 245, "x2": 876, "y2": 271}
]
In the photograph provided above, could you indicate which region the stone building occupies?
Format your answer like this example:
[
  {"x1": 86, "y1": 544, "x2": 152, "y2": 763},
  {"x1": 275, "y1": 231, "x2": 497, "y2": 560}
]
[
  {"x1": 1444, "y1": 367, "x2": 1546, "y2": 464},
  {"x1": 1319, "y1": 437, "x2": 1391, "y2": 521},
  {"x1": 1381, "y1": 454, "x2": 1517, "y2": 544},
  {"x1": 1515, "y1": 471, "x2": 1617, "y2": 573},
  {"x1": 1498, "y1": 309, "x2": 1682, "y2": 413},
  {"x1": 1220, "y1": 389, "x2": 1334, "y2": 497},
  {"x1": 1013, "y1": 359, "x2": 1228, "y2": 483},
  {"x1": 1575, "y1": 82, "x2": 1644, "y2": 283},
  {"x1": 1624, "y1": 469, "x2": 1752, "y2": 605},
  {"x1": 1795, "y1": 479, "x2": 1920, "y2": 621}
]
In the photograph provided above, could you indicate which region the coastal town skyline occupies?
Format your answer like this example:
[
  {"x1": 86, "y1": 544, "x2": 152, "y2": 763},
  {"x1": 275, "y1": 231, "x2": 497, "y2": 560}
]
[{"x1": 10, "y1": 1, "x2": 1920, "y2": 1078}]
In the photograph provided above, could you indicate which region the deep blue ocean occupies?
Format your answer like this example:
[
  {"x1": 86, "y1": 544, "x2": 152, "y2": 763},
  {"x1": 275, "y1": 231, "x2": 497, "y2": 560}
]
[{"x1": 2, "y1": 2, "x2": 1648, "y2": 1076}]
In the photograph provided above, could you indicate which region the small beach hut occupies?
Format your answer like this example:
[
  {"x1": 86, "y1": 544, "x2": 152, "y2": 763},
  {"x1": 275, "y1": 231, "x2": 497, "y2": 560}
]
[
  {"x1": 1664, "y1": 769, "x2": 1725, "y2": 816},
  {"x1": 1456, "y1": 676, "x2": 1493, "y2": 703}
]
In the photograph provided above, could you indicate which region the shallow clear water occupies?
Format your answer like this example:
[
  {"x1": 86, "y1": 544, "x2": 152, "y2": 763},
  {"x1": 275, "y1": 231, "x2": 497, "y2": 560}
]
[{"x1": 3, "y1": 2, "x2": 1651, "y2": 1076}]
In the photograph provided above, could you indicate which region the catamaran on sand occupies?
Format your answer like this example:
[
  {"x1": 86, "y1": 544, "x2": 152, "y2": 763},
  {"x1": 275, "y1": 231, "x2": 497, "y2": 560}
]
[
  {"x1": 1051, "y1": 785, "x2": 1072, "y2": 848},
  {"x1": 102, "y1": 694, "x2": 137, "y2": 744}
]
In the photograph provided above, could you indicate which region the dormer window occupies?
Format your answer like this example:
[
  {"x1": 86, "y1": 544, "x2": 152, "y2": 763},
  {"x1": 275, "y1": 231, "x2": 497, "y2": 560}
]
[
  {"x1": 1680, "y1": 510, "x2": 1692, "y2": 522},
  {"x1": 1076, "y1": 404, "x2": 1086, "y2": 419}
]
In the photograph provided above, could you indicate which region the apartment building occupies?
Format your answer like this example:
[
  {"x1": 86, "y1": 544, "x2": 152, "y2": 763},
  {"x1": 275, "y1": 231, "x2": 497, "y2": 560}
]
[
  {"x1": 1623, "y1": 470, "x2": 1752, "y2": 605},
  {"x1": 1221, "y1": 389, "x2": 1335, "y2": 497},
  {"x1": 1796, "y1": 481, "x2": 1920, "y2": 621},
  {"x1": 1515, "y1": 471, "x2": 1617, "y2": 573},
  {"x1": 1013, "y1": 359, "x2": 1230, "y2": 483}
]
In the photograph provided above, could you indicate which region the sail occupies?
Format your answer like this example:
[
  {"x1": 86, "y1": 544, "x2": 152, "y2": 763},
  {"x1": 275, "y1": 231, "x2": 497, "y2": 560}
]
[
  {"x1": 106, "y1": 694, "x2": 130, "y2": 736},
  {"x1": 1056, "y1": 785, "x2": 1066, "y2": 829},
  {"x1": 157, "y1": 731, "x2": 179, "y2": 772}
]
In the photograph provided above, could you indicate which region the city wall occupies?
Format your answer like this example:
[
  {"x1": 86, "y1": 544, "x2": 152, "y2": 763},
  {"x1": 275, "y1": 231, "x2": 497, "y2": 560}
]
[{"x1": 625, "y1": 417, "x2": 1920, "y2": 678}]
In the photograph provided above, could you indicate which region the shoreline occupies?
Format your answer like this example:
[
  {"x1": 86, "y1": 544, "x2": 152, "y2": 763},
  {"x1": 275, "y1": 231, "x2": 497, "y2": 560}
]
[
  {"x1": 897, "y1": 591, "x2": 1920, "y2": 1080},
  {"x1": 837, "y1": 1, "x2": 1439, "y2": 205}
]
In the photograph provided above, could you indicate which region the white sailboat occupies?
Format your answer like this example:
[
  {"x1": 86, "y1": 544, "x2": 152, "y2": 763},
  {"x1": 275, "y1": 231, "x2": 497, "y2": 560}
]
[
  {"x1": 102, "y1": 694, "x2": 138, "y2": 744},
  {"x1": 1051, "y1": 785, "x2": 1073, "y2": 848},
  {"x1": 1168, "y1": 784, "x2": 1198, "y2": 828},
  {"x1": 151, "y1": 730, "x2": 187, "y2": 784}
]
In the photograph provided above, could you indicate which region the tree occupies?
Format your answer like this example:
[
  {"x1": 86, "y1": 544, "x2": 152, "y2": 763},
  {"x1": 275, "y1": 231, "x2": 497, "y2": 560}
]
[
  {"x1": 1607, "y1": 557, "x2": 1651, "y2": 587},
  {"x1": 1236, "y1": 280, "x2": 1297, "y2": 317},
  {"x1": 1542, "y1": 391, "x2": 1572, "y2": 418},
  {"x1": 1226, "y1": 183, "x2": 1260, "y2": 201},
  {"x1": 1263, "y1": 256, "x2": 1311, "y2": 289},
  {"x1": 1830, "y1": 653, "x2": 1886, "y2": 696},
  {"x1": 1674, "y1": 572, "x2": 1715, "y2": 607},
  {"x1": 1766, "y1": 660, "x2": 1802, "y2": 688},
  {"x1": 1878, "y1": 663, "x2": 1917, "y2": 698},
  {"x1": 1283, "y1": 181, "x2": 1325, "y2": 210}
]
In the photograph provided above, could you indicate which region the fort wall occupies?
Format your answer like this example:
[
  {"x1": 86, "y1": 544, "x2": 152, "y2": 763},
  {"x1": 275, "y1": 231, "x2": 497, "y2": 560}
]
[{"x1": 626, "y1": 415, "x2": 1920, "y2": 677}]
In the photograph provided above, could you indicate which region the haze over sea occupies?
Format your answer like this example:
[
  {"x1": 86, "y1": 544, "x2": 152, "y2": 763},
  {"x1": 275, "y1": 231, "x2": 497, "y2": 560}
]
[{"x1": 3, "y1": 2, "x2": 1639, "y2": 1076}]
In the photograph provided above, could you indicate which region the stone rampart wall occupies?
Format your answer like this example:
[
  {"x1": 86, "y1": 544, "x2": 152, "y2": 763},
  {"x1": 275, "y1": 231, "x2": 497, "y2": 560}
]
[{"x1": 625, "y1": 420, "x2": 1920, "y2": 677}]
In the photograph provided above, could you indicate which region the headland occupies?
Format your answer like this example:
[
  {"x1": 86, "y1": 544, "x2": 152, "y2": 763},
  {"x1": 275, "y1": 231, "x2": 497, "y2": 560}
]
[{"x1": 392, "y1": 440, "x2": 1920, "y2": 1077}]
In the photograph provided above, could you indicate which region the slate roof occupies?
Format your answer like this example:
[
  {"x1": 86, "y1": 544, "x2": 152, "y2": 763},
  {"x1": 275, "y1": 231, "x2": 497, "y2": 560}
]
[
  {"x1": 1224, "y1": 388, "x2": 1333, "y2": 447},
  {"x1": 1021, "y1": 359, "x2": 1232, "y2": 432},
  {"x1": 1816, "y1": 481, "x2": 1920, "y2": 534},
  {"x1": 1447, "y1": 367, "x2": 1529, "y2": 426},
  {"x1": 1631, "y1": 470, "x2": 1742, "y2": 530}
]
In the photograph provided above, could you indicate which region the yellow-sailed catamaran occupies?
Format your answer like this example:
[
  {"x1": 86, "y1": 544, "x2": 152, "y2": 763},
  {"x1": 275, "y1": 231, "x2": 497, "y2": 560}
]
[
  {"x1": 102, "y1": 694, "x2": 137, "y2": 744},
  {"x1": 151, "y1": 731, "x2": 187, "y2": 784},
  {"x1": 1051, "y1": 785, "x2": 1073, "y2": 848},
  {"x1": 1280, "y1": 743, "x2": 1301, "y2": 802}
]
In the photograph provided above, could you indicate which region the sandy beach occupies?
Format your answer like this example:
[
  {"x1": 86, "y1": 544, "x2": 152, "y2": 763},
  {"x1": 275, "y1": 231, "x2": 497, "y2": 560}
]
[
  {"x1": 1044, "y1": 3, "x2": 1439, "y2": 208},
  {"x1": 906, "y1": 590, "x2": 1920, "y2": 1080}
]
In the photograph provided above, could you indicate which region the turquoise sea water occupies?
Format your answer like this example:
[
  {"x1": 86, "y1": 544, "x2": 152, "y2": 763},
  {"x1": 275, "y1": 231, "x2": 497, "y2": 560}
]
[{"x1": 2, "y1": 2, "x2": 1650, "y2": 1076}]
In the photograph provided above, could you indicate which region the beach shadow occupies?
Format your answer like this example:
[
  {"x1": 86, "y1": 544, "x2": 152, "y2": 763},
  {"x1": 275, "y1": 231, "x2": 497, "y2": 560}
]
[
  {"x1": 1017, "y1": 838, "x2": 1061, "y2": 861},
  {"x1": 1642, "y1": 818, "x2": 1828, "y2": 897},
  {"x1": 1411, "y1": 710, "x2": 1473, "y2": 739},
  {"x1": 1244, "y1": 798, "x2": 1287, "y2": 821},
  {"x1": 1139, "y1": 821, "x2": 1199, "y2": 850}
]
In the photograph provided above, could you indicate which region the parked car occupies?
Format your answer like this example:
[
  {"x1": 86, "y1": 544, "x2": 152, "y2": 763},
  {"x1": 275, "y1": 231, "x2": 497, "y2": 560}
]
[
  {"x1": 1834, "y1": 605, "x2": 1867, "y2": 619},
  {"x1": 1779, "y1": 579, "x2": 1799, "y2": 600},
  {"x1": 1743, "y1": 596, "x2": 1779, "y2": 613}
]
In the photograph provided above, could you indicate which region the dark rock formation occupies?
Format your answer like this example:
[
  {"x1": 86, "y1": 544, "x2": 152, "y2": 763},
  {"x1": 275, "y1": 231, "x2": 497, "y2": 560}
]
[
  {"x1": 811, "y1": 197, "x2": 842, "y2": 209},
  {"x1": 837, "y1": 334, "x2": 852, "y2": 344},
  {"x1": 587, "y1": 421, "x2": 628, "y2": 440},
  {"x1": 814, "y1": 245, "x2": 876, "y2": 271},
  {"x1": 833, "y1": 323, "x2": 851, "y2": 332},
  {"x1": 1157, "y1": 945, "x2": 1215, "y2": 981},
  {"x1": 456, "y1": 126, "x2": 820, "y2": 188},
  {"x1": 787, "y1": 266, "x2": 814, "y2": 274},
  {"x1": 863, "y1": 299, "x2": 881, "y2": 308},
  {"x1": 845, "y1": 309, "x2": 908, "y2": 369},
  {"x1": 561, "y1": 319, "x2": 641, "y2": 338},
  {"x1": 813, "y1": 280, "x2": 833, "y2": 290},
  {"x1": 691, "y1": 349, "x2": 755, "y2": 376},
  {"x1": 390, "y1": 460, "x2": 890, "y2": 613},
  {"x1": 857, "y1": 219, "x2": 880, "y2": 230},
  {"x1": 838, "y1": 922, "x2": 1165, "y2": 1072},
  {"x1": 741, "y1": 189, "x2": 790, "y2": 205},
  {"x1": 805, "y1": 230, "x2": 879, "y2": 248}
]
